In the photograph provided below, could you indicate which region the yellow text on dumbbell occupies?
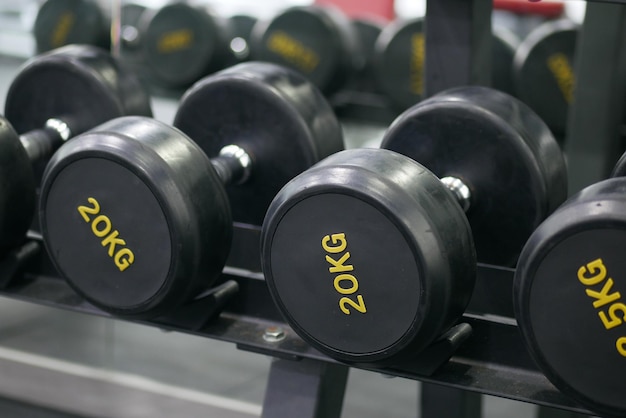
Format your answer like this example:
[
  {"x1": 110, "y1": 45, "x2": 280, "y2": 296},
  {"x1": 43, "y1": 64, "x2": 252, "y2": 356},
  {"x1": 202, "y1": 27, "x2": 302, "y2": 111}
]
[
  {"x1": 52, "y1": 12, "x2": 75, "y2": 48},
  {"x1": 322, "y1": 233, "x2": 367, "y2": 315},
  {"x1": 547, "y1": 53, "x2": 575, "y2": 104},
  {"x1": 577, "y1": 258, "x2": 626, "y2": 357},
  {"x1": 410, "y1": 33, "x2": 425, "y2": 95},
  {"x1": 77, "y1": 197, "x2": 135, "y2": 272},
  {"x1": 158, "y1": 29, "x2": 194, "y2": 53},
  {"x1": 266, "y1": 31, "x2": 320, "y2": 73}
]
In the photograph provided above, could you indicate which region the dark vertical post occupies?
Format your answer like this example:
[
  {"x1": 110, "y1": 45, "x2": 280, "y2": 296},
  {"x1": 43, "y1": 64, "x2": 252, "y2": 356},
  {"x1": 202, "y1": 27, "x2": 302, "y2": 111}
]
[
  {"x1": 261, "y1": 358, "x2": 349, "y2": 418},
  {"x1": 424, "y1": 0, "x2": 492, "y2": 97},
  {"x1": 565, "y1": 3, "x2": 626, "y2": 194}
]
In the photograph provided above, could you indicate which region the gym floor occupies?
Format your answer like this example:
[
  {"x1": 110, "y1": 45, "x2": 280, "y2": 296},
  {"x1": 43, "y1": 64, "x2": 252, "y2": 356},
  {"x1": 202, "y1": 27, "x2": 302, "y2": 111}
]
[{"x1": 0, "y1": 53, "x2": 583, "y2": 418}]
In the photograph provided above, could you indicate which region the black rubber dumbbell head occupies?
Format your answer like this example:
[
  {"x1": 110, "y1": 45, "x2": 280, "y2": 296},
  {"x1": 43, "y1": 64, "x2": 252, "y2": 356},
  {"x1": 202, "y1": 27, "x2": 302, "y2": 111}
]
[
  {"x1": 174, "y1": 61, "x2": 344, "y2": 225},
  {"x1": 252, "y1": 5, "x2": 363, "y2": 95},
  {"x1": 34, "y1": 0, "x2": 110, "y2": 52},
  {"x1": 514, "y1": 178, "x2": 626, "y2": 418},
  {"x1": 262, "y1": 147, "x2": 476, "y2": 365},
  {"x1": 513, "y1": 19, "x2": 579, "y2": 136},
  {"x1": 0, "y1": 45, "x2": 151, "y2": 253},
  {"x1": 141, "y1": 3, "x2": 234, "y2": 88},
  {"x1": 40, "y1": 116, "x2": 231, "y2": 318},
  {"x1": 382, "y1": 86, "x2": 567, "y2": 266}
]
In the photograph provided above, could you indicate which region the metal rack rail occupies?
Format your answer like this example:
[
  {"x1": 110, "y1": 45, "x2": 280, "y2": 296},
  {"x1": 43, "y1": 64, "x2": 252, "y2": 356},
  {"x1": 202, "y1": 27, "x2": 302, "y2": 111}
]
[{"x1": 0, "y1": 228, "x2": 592, "y2": 418}]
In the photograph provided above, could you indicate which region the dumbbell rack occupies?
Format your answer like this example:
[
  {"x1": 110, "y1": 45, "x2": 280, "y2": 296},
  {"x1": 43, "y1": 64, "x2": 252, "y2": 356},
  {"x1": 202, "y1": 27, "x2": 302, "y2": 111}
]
[
  {"x1": 0, "y1": 227, "x2": 591, "y2": 417},
  {"x1": 0, "y1": 0, "x2": 625, "y2": 417}
]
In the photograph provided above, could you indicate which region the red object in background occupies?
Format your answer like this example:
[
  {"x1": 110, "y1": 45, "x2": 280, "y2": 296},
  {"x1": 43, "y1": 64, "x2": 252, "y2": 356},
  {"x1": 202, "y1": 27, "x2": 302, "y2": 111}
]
[
  {"x1": 315, "y1": 0, "x2": 395, "y2": 21},
  {"x1": 493, "y1": 0, "x2": 565, "y2": 17}
]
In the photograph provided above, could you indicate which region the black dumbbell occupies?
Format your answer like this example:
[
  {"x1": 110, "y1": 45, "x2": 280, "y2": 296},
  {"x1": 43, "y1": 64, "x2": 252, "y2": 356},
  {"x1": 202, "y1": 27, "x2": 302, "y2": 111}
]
[
  {"x1": 140, "y1": 3, "x2": 236, "y2": 88},
  {"x1": 0, "y1": 45, "x2": 151, "y2": 254},
  {"x1": 513, "y1": 19, "x2": 579, "y2": 138},
  {"x1": 513, "y1": 154, "x2": 626, "y2": 416},
  {"x1": 122, "y1": 6, "x2": 254, "y2": 67},
  {"x1": 251, "y1": 5, "x2": 363, "y2": 95},
  {"x1": 373, "y1": 18, "x2": 520, "y2": 111},
  {"x1": 38, "y1": 62, "x2": 344, "y2": 319},
  {"x1": 261, "y1": 86, "x2": 567, "y2": 365},
  {"x1": 34, "y1": 0, "x2": 110, "y2": 53}
]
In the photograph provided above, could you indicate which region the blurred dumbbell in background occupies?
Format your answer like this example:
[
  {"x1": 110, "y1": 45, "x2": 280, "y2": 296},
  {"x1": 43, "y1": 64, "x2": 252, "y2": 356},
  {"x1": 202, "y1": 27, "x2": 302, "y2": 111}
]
[{"x1": 33, "y1": 0, "x2": 110, "y2": 52}]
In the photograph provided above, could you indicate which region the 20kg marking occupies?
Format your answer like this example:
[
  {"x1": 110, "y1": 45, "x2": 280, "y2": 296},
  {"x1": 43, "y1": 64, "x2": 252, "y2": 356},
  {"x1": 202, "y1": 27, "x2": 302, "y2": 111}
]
[
  {"x1": 322, "y1": 233, "x2": 367, "y2": 315},
  {"x1": 77, "y1": 197, "x2": 135, "y2": 272}
]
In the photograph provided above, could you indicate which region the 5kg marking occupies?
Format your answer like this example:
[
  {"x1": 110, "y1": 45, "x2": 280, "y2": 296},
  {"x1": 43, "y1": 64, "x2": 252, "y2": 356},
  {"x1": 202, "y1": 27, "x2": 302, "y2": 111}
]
[
  {"x1": 578, "y1": 258, "x2": 626, "y2": 357},
  {"x1": 322, "y1": 233, "x2": 367, "y2": 315},
  {"x1": 77, "y1": 197, "x2": 135, "y2": 272}
]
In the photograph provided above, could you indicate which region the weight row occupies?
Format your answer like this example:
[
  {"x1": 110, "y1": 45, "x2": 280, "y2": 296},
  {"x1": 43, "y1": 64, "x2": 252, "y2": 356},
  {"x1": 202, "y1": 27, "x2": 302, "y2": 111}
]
[
  {"x1": 12, "y1": 45, "x2": 564, "y2": 317},
  {"x1": 35, "y1": 0, "x2": 578, "y2": 139},
  {"x1": 1, "y1": 44, "x2": 342, "y2": 316},
  {"x1": 4, "y1": 43, "x2": 612, "y2": 417},
  {"x1": 20, "y1": 43, "x2": 567, "y2": 384},
  {"x1": 378, "y1": 17, "x2": 578, "y2": 137},
  {"x1": 34, "y1": 0, "x2": 257, "y2": 86},
  {"x1": 35, "y1": 1, "x2": 362, "y2": 92}
]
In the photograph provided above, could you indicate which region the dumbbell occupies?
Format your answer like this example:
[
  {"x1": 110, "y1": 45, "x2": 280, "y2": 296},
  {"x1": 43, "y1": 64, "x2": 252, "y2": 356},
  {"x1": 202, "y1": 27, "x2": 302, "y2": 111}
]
[
  {"x1": 513, "y1": 19, "x2": 579, "y2": 138},
  {"x1": 0, "y1": 44, "x2": 151, "y2": 254},
  {"x1": 34, "y1": 0, "x2": 110, "y2": 53},
  {"x1": 251, "y1": 5, "x2": 363, "y2": 95},
  {"x1": 261, "y1": 86, "x2": 567, "y2": 365},
  {"x1": 373, "y1": 18, "x2": 521, "y2": 111},
  {"x1": 513, "y1": 154, "x2": 626, "y2": 417},
  {"x1": 38, "y1": 62, "x2": 344, "y2": 319},
  {"x1": 140, "y1": 3, "x2": 236, "y2": 88}
]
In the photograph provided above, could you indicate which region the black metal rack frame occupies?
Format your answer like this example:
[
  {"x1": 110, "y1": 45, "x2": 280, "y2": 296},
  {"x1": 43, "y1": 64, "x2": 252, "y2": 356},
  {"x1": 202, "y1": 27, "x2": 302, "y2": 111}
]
[
  {"x1": 1, "y1": 0, "x2": 626, "y2": 417},
  {"x1": 0, "y1": 227, "x2": 591, "y2": 418}
]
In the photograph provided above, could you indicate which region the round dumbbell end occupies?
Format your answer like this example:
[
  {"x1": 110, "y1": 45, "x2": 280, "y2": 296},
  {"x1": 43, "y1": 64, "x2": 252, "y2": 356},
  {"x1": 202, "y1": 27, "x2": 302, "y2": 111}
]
[
  {"x1": 382, "y1": 86, "x2": 566, "y2": 266},
  {"x1": 262, "y1": 148, "x2": 475, "y2": 364},
  {"x1": 0, "y1": 117, "x2": 36, "y2": 252},
  {"x1": 252, "y1": 6, "x2": 358, "y2": 95},
  {"x1": 174, "y1": 62, "x2": 344, "y2": 225},
  {"x1": 6, "y1": 46, "x2": 124, "y2": 135},
  {"x1": 513, "y1": 19, "x2": 579, "y2": 136},
  {"x1": 373, "y1": 18, "x2": 425, "y2": 110},
  {"x1": 515, "y1": 178, "x2": 626, "y2": 417},
  {"x1": 6, "y1": 45, "x2": 152, "y2": 177},
  {"x1": 142, "y1": 3, "x2": 229, "y2": 87},
  {"x1": 34, "y1": 0, "x2": 109, "y2": 52},
  {"x1": 40, "y1": 117, "x2": 231, "y2": 317},
  {"x1": 6, "y1": 45, "x2": 152, "y2": 138}
]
